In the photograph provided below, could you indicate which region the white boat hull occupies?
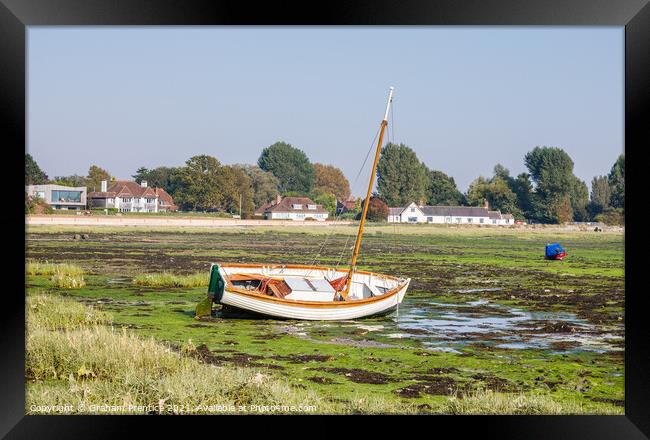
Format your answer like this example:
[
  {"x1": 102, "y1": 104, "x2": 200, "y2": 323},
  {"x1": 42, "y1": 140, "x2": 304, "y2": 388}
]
[{"x1": 210, "y1": 263, "x2": 411, "y2": 321}]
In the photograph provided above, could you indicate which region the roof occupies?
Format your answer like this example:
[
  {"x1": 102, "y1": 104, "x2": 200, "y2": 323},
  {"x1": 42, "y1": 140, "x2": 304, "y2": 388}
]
[
  {"x1": 89, "y1": 181, "x2": 176, "y2": 209},
  {"x1": 258, "y1": 196, "x2": 328, "y2": 214},
  {"x1": 255, "y1": 200, "x2": 275, "y2": 215},
  {"x1": 487, "y1": 210, "x2": 502, "y2": 219},
  {"x1": 419, "y1": 206, "x2": 489, "y2": 217},
  {"x1": 389, "y1": 202, "x2": 514, "y2": 219},
  {"x1": 155, "y1": 188, "x2": 178, "y2": 210},
  {"x1": 107, "y1": 181, "x2": 158, "y2": 198}
]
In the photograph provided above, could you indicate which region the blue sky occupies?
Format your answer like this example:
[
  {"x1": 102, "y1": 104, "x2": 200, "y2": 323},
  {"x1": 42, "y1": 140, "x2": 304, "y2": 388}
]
[{"x1": 28, "y1": 27, "x2": 623, "y2": 195}]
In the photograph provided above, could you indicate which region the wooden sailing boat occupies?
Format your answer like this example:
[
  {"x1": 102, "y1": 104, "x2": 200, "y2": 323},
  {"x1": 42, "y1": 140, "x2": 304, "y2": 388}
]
[{"x1": 198, "y1": 87, "x2": 410, "y2": 320}]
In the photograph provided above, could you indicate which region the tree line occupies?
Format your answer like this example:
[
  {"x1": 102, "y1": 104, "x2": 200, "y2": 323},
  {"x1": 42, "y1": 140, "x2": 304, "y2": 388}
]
[
  {"x1": 25, "y1": 142, "x2": 353, "y2": 219},
  {"x1": 26, "y1": 141, "x2": 624, "y2": 224},
  {"x1": 375, "y1": 143, "x2": 624, "y2": 225}
]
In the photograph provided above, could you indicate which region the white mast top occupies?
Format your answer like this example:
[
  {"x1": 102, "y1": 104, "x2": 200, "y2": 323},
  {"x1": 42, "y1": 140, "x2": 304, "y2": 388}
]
[{"x1": 383, "y1": 86, "x2": 395, "y2": 122}]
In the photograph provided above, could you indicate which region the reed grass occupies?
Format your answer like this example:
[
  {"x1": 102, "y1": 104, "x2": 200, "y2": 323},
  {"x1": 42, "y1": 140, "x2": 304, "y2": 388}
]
[
  {"x1": 440, "y1": 389, "x2": 619, "y2": 415},
  {"x1": 26, "y1": 261, "x2": 86, "y2": 289},
  {"x1": 27, "y1": 294, "x2": 112, "y2": 331},
  {"x1": 132, "y1": 272, "x2": 208, "y2": 288}
]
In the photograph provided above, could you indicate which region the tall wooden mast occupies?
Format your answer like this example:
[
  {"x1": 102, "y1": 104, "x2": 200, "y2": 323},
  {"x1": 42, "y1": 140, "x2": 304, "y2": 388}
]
[{"x1": 341, "y1": 87, "x2": 394, "y2": 300}]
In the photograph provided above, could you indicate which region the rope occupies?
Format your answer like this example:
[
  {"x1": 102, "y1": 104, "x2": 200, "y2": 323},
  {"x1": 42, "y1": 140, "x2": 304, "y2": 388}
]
[
  {"x1": 304, "y1": 124, "x2": 383, "y2": 275},
  {"x1": 334, "y1": 233, "x2": 352, "y2": 270}
]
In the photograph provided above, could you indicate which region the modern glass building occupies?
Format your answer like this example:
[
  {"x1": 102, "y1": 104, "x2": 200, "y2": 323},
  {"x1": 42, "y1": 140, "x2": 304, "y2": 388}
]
[{"x1": 25, "y1": 184, "x2": 87, "y2": 210}]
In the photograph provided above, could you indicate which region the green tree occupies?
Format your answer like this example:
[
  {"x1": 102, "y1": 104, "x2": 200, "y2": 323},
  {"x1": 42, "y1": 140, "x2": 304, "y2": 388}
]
[
  {"x1": 311, "y1": 190, "x2": 337, "y2": 215},
  {"x1": 86, "y1": 165, "x2": 112, "y2": 193},
  {"x1": 172, "y1": 155, "x2": 228, "y2": 211},
  {"x1": 233, "y1": 164, "x2": 280, "y2": 208},
  {"x1": 313, "y1": 163, "x2": 351, "y2": 200},
  {"x1": 608, "y1": 154, "x2": 624, "y2": 210},
  {"x1": 554, "y1": 195, "x2": 573, "y2": 224},
  {"x1": 589, "y1": 175, "x2": 612, "y2": 217},
  {"x1": 132, "y1": 166, "x2": 180, "y2": 195},
  {"x1": 258, "y1": 141, "x2": 315, "y2": 194},
  {"x1": 50, "y1": 174, "x2": 86, "y2": 187},
  {"x1": 487, "y1": 165, "x2": 534, "y2": 220},
  {"x1": 376, "y1": 143, "x2": 429, "y2": 206},
  {"x1": 595, "y1": 207, "x2": 624, "y2": 226},
  {"x1": 221, "y1": 166, "x2": 255, "y2": 218},
  {"x1": 511, "y1": 173, "x2": 534, "y2": 219},
  {"x1": 569, "y1": 176, "x2": 589, "y2": 222},
  {"x1": 466, "y1": 176, "x2": 521, "y2": 217},
  {"x1": 25, "y1": 154, "x2": 48, "y2": 185},
  {"x1": 426, "y1": 170, "x2": 466, "y2": 205},
  {"x1": 524, "y1": 146, "x2": 584, "y2": 223}
]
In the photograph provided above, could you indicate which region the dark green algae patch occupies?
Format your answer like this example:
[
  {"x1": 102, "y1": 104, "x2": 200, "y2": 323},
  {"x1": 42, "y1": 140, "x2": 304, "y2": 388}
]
[{"x1": 26, "y1": 226, "x2": 624, "y2": 413}]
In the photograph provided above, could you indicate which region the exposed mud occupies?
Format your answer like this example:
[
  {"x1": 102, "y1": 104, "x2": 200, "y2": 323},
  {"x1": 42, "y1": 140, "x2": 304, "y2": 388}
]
[
  {"x1": 308, "y1": 367, "x2": 392, "y2": 384},
  {"x1": 394, "y1": 376, "x2": 459, "y2": 397},
  {"x1": 469, "y1": 373, "x2": 515, "y2": 391},
  {"x1": 307, "y1": 376, "x2": 338, "y2": 385}
]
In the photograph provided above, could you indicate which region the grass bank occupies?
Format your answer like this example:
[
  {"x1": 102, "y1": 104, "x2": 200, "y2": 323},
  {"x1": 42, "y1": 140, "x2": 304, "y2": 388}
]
[{"x1": 26, "y1": 294, "x2": 406, "y2": 414}]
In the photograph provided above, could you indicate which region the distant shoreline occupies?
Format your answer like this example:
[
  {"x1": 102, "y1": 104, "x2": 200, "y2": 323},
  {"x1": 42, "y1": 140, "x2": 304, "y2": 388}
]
[{"x1": 25, "y1": 215, "x2": 623, "y2": 233}]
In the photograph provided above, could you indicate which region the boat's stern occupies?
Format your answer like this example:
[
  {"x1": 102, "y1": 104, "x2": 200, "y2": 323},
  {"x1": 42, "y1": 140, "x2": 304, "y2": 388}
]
[{"x1": 398, "y1": 277, "x2": 411, "y2": 303}]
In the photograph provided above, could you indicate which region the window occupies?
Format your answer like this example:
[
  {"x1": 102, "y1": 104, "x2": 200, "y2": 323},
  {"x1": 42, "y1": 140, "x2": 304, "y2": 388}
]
[
  {"x1": 408, "y1": 217, "x2": 418, "y2": 223},
  {"x1": 427, "y1": 217, "x2": 433, "y2": 222},
  {"x1": 307, "y1": 204, "x2": 317, "y2": 210},
  {"x1": 492, "y1": 220, "x2": 497, "y2": 224},
  {"x1": 34, "y1": 191, "x2": 45, "y2": 199},
  {"x1": 122, "y1": 197, "x2": 132, "y2": 203},
  {"x1": 51, "y1": 190, "x2": 81, "y2": 203},
  {"x1": 292, "y1": 204, "x2": 303, "y2": 209},
  {"x1": 455, "y1": 218, "x2": 461, "y2": 223},
  {"x1": 410, "y1": 207, "x2": 415, "y2": 212},
  {"x1": 467, "y1": 218, "x2": 473, "y2": 223},
  {"x1": 480, "y1": 218, "x2": 484, "y2": 224},
  {"x1": 146, "y1": 198, "x2": 155, "y2": 203}
]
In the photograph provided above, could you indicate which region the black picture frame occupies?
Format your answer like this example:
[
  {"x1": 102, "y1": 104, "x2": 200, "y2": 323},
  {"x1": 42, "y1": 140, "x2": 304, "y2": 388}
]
[{"x1": 3, "y1": 0, "x2": 648, "y2": 437}]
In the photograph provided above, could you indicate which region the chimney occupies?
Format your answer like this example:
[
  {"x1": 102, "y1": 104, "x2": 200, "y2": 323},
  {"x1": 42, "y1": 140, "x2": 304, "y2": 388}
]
[
  {"x1": 141, "y1": 180, "x2": 148, "y2": 188},
  {"x1": 275, "y1": 194, "x2": 282, "y2": 205},
  {"x1": 483, "y1": 199, "x2": 489, "y2": 209},
  {"x1": 101, "y1": 180, "x2": 107, "y2": 192}
]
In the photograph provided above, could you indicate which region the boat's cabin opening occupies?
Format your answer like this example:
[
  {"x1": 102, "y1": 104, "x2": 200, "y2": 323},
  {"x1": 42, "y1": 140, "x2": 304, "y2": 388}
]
[{"x1": 225, "y1": 270, "x2": 395, "y2": 302}]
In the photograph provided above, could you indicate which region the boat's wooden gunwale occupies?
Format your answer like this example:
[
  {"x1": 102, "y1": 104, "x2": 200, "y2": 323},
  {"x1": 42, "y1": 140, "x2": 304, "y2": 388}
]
[{"x1": 218, "y1": 263, "x2": 407, "y2": 308}]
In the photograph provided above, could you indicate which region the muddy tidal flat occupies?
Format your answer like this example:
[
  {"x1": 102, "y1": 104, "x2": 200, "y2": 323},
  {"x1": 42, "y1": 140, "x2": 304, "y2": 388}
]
[{"x1": 25, "y1": 224, "x2": 625, "y2": 413}]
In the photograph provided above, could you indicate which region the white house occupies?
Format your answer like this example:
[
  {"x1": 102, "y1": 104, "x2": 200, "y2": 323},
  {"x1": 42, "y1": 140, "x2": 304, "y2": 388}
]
[
  {"x1": 88, "y1": 180, "x2": 177, "y2": 213},
  {"x1": 388, "y1": 202, "x2": 514, "y2": 225},
  {"x1": 255, "y1": 195, "x2": 329, "y2": 221}
]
